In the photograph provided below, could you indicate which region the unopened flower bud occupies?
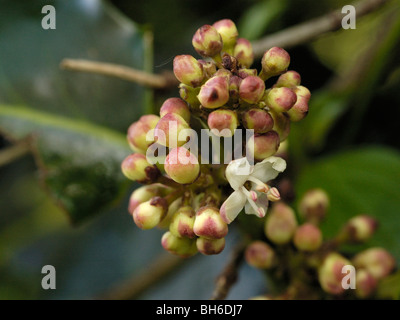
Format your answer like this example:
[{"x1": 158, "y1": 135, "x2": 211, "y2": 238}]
[
  {"x1": 132, "y1": 196, "x2": 167, "y2": 230},
  {"x1": 242, "y1": 109, "x2": 274, "y2": 133},
  {"x1": 298, "y1": 188, "x2": 330, "y2": 224},
  {"x1": 275, "y1": 71, "x2": 301, "y2": 88},
  {"x1": 229, "y1": 75, "x2": 242, "y2": 101},
  {"x1": 318, "y1": 253, "x2": 352, "y2": 295},
  {"x1": 165, "y1": 147, "x2": 200, "y2": 184},
  {"x1": 169, "y1": 206, "x2": 196, "y2": 239},
  {"x1": 179, "y1": 83, "x2": 200, "y2": 108},
  {"x1": 264, "y1": 202, "x2": 297, "y2": 244},
  {"x1": 158, "y1": 197, "x2": 182, "y2": 229},
  {"x1": 247, "y1": 131, "x2": 280, "y2": 161},
  {"x1": 208, "y1": 109, "x2": 238, "y2": 137},
  {"x1": 161, "y1": 231, "x2": 198, "y2": 257},
  {"x1": 192, "y1": 24, "x2": 223, "y2": 58},
  {"x1": 355, "y1": 269, "x2": 377, "y2": 299},
  {"x1": 234, "y1": 38, "x2": 254, "y2": 68},
  {"x1": 121, "y1": 153, "x2": 159, "y2": 182},
  {"x1": 154, "y1": 113, "x2": 190, "y2": 148},
  {"x1": 286, "y1": 86, "x2": 311, "y2": 122},
  {"x1": 245, "y1": 241, "x2": 276, "y2": 269},
  {"x1": 353, "y1": 248, "x2": 396, "y2": 280},
  {"x1": 260, "y1": 47, "x2": 290, "y2": 80},
  {"x1": 159, "y1": 97, "x2": 191, "y2": 124},
  {"x1": 239, "y1": 75, "x2": 265, "y2": 104},
  {"x1": 198, "y1": 59, "x2": 217, "y2": 79},
  {"x1": 212, "y1": 19, "x2": 238, "y2": 53},
  {"x1": 128, "y1": 184, "x2": 168, "y2": 214},
  {"x1": 342, "y1": 215, "x2": 378, "y2": 243},
  {"x1": 198, "y1": 76, "x2": 229, "y2": 109},
  {"x1": 127, "y1": 115, "x2": 160, "y2": 153},
  {"x1": 237, "y1": 68, "x2": 258, "y2": 79},
  {"x1": 194, "y1": 206, "x2": 228, "y2": 239},
  {"x1": 266, "y1": 87, "x2": 297, "y2": 113},
  {"x1": 270, "y1": 111, "x2": 291, "y2": 142},
  {"x1": 196, "y1": 237, "x2": 225, "y2": 255},
  {"x1": 293, "y1": 223, "x2": 323, "y2": 252},
  {"x1": 173, "y1": 55, "x2": 204, "y2": 87}
]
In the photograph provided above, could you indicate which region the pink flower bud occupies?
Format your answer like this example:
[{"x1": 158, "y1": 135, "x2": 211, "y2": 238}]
[
  {"x1": 266, "y1": 87, "x2": 297, "y2": 113},
  {"x1": 270, "y1": 111, "x2": 291, "y2": 141},
  {"x1": 239, "y1": 75, "x2": 265, "y2": 104},
  {"x1": 132, "y1": 196, "x2": 167, "y2": 230},
  {"x1": 121, "y1": 153, "x2": 159, "y2": 182},
  {"x1": 128, "y1": 184, "x2": 167, "y2": 214},
  {"x1": 234, "y1": 38, "x2": 254, "y2": 68},
  {"x1": 173, "y1": 55, "x2": 204, "y2": 87},
  {"x1": 260, "y1": 47, "x2": 290, "y2": 80},
  {"x1": 127, "y1": 115, "x2": 160, "y2": 154},
  {"x1": 275, "y1": 71, "x2": 301, "y2": 88},
  {"x1": 245, "y1": 241, "x2": 276, "y2": 269},
  {"x1": 242, "y1": 109, "x2": 274, "y2": 133},
  {"x1": 193, "y1": 206, "x2": 228, "y2": 239},
  {"x1": 343, "y1": 215, "x2": 378, "y2": 243},
  {"x1": 353, "y1": 248, "x2": 396, "y2": 280},
  {"x1": 318, "y1": 253, "x2": 352, "y2": 295},
  {"x1": 264, "y1": 202, "x2": 297, "y2": 245},
  {"x1": 293, "y1": 223, "x2": 323, "y2": 252},
  {"x1": 247, "y1": 131, "x2": 280, "y2": 161},
  {"x1": 212, "y1": 19, "x2": 238, "y2": 52},
  {"x1": 161, "y1": 231, "x2": 198, "y2": 257},
  {"x1": 192, "y1": 25, "x2": 223, "y2": 58},
  {"x1": 355, "y1": 269, "x2": 377, "y2": 299},
  {"x1": 197, "y1": 76, "x2": 229, "y2": 109},
  {"x1": 169, "y1": 206, "x2": 196, "y2": 239},
  {"x1": 164, "y1": 147, "x2": 200, "y2": 184},
  {"x1": 159, "y1": 97, "x2": 191, "y2": 124},
  {"x1": 207, "y1": 109, "x2": 238, "y2": 137},
  {"x1": 298, "y1": 188, "x2": 330, "y2": 224},
  {"x1": 196, "y1": 237, "x2": 225, "y2": 255},
  {"x1": 154, "y1": 113, "x2": 190, "y2": 147},
  {"x1": 286, "y1": 86, "x2": 311, "y2": 122}
]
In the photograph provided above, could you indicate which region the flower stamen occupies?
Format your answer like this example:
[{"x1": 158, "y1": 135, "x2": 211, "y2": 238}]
[{"x1": 247, "y1": 176, "x2": 270, "y2": 193}]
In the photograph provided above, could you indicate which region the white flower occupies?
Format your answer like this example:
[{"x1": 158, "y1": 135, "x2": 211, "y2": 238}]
[{"x1": 220, "y1": 156, "x2": 286, "y2": 224}]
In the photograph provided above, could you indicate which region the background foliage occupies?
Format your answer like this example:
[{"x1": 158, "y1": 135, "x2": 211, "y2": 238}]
[{"x1": 0, "y1": 0, "x2": 399, "y2": 299}]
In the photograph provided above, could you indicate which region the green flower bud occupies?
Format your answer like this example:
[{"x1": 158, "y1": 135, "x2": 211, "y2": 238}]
[
  {"x1": 121, "y1": 153, "x2": 160, "y2": 182},
  {"x1": 266, "y1": 87, "x2": 297, "y2": 113},
  {"x1": 342, "y1": 215, "x2": 378, "y2": 243},
  {"x1": 193, "y1": 206, "x2": 228, "y2": 239},
  {"x1": 228, "y1": 75, "x2": 241, "y2": 101},
  {"x1": 192, "y1": 24, "x2": 223, "y2": 58},
  {"x1": 247, "y1": 131, "x2": 280, "y2": 161},
  {"x1": 158, "y1": 197, "x2": 182, "y2": 229},
  {"x1": 318, "y1": 253, "x2": 352, "y2": 295},
  {"x1": 132, "y1": 196, "x2": 167, "y2": 230},
  {"x1": 237, "y1": 68, "x2": 258, "y2": 79},
  {"x1": 196, "y1": 237, "x2": 225, "y2": 255},
  {"x1": 286, "y1": 86, "x2": 311, "y2": 122},
  {"x1": 274, "y1": 71, "x2": 301, "y2": 88},
  {"x1": 169, "y1": 206, "x2": 196, "y2": 239},
  {"x1": 179, "y1": 83, "x2": 201, "y2": 108},
  {"x1": 198, "y1": 59, "x2": 217, "y2": 79},
  {"x1": 270, "y1": 110, "x2": 291, "y2": 142},
  {"x1": 264, "y1": 202, "x2": 297, "y2": 245},
  {"x1": 233, "y1": 38, "x2": 254, "y2": 68},
  {"x1": 213, "y1": 19, "x2": 238, "y2": 53},
  {"x1": 197, "y1": 76, "x2": 229, "y2": 109},
  {"x1": 239, "y1": 75, "x2": 265, "y2": 104},
  {"x1": 245, "y1": 241, "x2": 276, "y2": 269},
  {"x1": 293, "y1": 223, "x2": 323, "y2": 252},
  {"x1": 154, "y1": 113, "x2": 190, "y2": 148},
  {"x1": 127, "y1": 115, "x2": 160, "y2": 154},
  {"x1": 173, "y1": 55, "x2": 204, "y2": 87},
  {"x1": 159, "y1": 97, "x2": 191, "y2": 124},
  {"x1": 355, "y1": 269, "x2": 377, "y2": 299},
  {"x1": 207, "y1": 109, "x2": 238, "y2": 137},
  {"x1": 161, "y1": 231, "x2": 198, "y2": 257},
  {"x1": 352, "y1": 248, "x2": 396, "y2": 280},
  {"x1": 298, "y1": 188, "x2": 330, "y2": 224},
  {"x1": 128, "y1": 184, "x2": 169, "y2": 214},
  {"x1": 260, "y1": 47, "x2": 290, "y2": 80},
  {"x1": 242, "y1": 108, "x2": 274, "y2": 133},
  {"x1": 165, "y1": 147, "x2": 200, "y2": 184}
]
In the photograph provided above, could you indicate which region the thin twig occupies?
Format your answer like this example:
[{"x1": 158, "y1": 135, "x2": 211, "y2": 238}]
[
  {"x1": 60, "y1": 59, "x2": 178, "y2": 89},
  {"x1": 252, "y1": 0, "x2": 392, "y2": 57},
  {"x1": 211, "y1": 242, "x2": 245, "y2": 300},
  {"x1": 0, "y1": 138, "x2": 31, "y2": 167},
  {"x1": 98, "y1": 252, "x2": 185, "y2": 300}
]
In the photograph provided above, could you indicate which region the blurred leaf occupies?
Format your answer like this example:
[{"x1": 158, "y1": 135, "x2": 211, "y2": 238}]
[
  {"x1": 295, "y1": 146, "x2": 400, "y2": 261},
  {"x1": 376, "y1": 270, "x2": 400, "y2": 300}
]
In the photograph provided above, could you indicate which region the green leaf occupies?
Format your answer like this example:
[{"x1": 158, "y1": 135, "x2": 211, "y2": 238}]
[{"x1": 294, "y1": 146, "x2": 400, "y2": 261}]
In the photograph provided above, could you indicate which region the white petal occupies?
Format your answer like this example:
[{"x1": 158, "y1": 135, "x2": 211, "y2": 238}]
[
  {"x1": 251, "y1": 156, "x2": 286, "y2": 183},
  {"x1": 225, "y1": 157, "x2": 253, "y2": 190},
  {"x1": 220, "y1": 190, "x2": 247, "y2": 224}
]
